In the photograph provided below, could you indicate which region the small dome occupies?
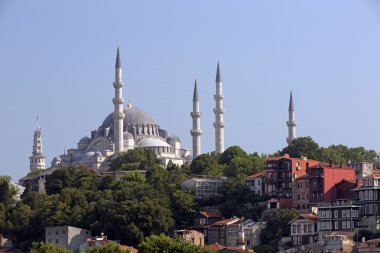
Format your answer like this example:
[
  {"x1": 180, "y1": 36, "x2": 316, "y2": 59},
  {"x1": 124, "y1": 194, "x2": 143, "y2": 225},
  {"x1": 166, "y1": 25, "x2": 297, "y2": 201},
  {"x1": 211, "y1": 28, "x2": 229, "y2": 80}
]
[
  {"x1": 138, "y1": 138, "x2": 171, "y2": 148},
  {"x1": 167, "y1": 134, "x2": 181, "y2": 143},
  {"x1": 53, "y1": 156, "x2": 61, "y2": 161},
  {"x1": 82, "y1": 151, "x2": 95, "y2": 159},
  {"x1": 94, "y1": 151, "x2": 103, "y2": 156},
  {"x1": 79, "y1": 136, "x2": 91, "y2": 144},
  {"x1": 123, "y1": 131, "x2": 134, "y2": 139},
  {"x1": 73, "y1": 152, "x2": 84, "y2": 161}
]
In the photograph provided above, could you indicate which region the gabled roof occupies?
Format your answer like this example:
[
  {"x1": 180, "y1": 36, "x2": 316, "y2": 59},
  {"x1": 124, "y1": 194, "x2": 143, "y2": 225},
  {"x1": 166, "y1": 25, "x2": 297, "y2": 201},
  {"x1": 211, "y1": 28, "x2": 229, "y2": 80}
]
[
  {"x1": 245, "y1": 172, "x2": 263, "y2": 180},
  {"x1": 199, "y1": 210, "x2": 223, "y2": 218},
  {"x1": 289, "y1": 214, "x2": 318, "y2": 224},
  {"x1": 210, "y1": 218, "x2": 240, "y2": 226},
  {"x1": 207, "y1": 243, "x2": 251, "y2": 253}
]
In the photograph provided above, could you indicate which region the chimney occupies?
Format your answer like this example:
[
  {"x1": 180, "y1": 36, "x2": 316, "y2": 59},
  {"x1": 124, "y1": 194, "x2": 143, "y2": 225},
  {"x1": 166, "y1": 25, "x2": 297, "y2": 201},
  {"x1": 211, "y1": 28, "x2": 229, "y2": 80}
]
[
  {"x1": 284, "y1": 153, "x2": 289, "y2": 158},
  {"x1": 329, "y1": 159, "x2": 333, "y2": 167},
  {"x1": 306, "y1": 162, "x2": 309, "y2": 169}
]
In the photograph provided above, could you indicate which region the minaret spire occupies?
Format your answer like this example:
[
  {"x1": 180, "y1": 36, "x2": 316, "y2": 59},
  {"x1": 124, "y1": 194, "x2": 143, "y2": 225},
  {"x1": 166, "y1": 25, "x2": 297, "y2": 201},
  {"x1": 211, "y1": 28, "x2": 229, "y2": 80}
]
[
  {"x1": 29, "y1": 117, "x2": 46, "y2": 171},
  {"x1": 190, "y1": 78, "x2": 202, "y2": 158},
  {"x1": 113, "y1": 46, "x2": 125, "y2": 154},
  {"x1": 286, "y1": 91, "x2": 297, "y2": 145},
  {"x1": 213, "y1": 62, "x2": 225, "y2": 154}
]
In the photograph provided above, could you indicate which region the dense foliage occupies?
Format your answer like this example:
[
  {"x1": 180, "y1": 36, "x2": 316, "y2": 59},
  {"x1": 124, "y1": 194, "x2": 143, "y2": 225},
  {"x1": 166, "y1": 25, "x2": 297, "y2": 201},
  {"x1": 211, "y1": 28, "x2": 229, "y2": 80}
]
[
  {"x1": 278, "y1": 136, "x2": 377, "y2": 164},
  {"x1": 255, "y1": 209, "x2": 298, "y2": 253},
  {"x1": 137, "y1": 234, "x2": 214, "y2": 253}
]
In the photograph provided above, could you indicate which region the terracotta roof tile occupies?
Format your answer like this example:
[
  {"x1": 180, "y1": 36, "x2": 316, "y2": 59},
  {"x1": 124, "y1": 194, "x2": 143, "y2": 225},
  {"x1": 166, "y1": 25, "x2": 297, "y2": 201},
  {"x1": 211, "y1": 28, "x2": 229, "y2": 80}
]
[
  {"x1": 199, "y1": 210, "x2": 222, "y2": 218},
  {"x1": 245, "y1": 172, "x2": 263, "y2": 180}
]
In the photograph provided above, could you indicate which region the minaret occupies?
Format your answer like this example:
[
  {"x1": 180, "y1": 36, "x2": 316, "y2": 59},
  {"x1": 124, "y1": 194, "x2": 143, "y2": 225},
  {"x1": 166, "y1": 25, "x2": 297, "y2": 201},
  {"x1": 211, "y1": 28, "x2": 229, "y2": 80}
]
[
  {"x1": 113, "y1": 46, "x2": 125, "y2": 154},
  {"x1": 286, "y1": 91, "x2": 297, "y2": 145},
  {"x1": 213, "y1": 62, "x2": 225, "y2": 153},
  {"x1": 237, "y1": 219, "x2": 246, "y2": 250},
  {"x1": 190, "y1": 78, "x2": 202, "y2": 158},
  {"x1": 29, "y1": 117, "x2": 46, "y2": 171}
]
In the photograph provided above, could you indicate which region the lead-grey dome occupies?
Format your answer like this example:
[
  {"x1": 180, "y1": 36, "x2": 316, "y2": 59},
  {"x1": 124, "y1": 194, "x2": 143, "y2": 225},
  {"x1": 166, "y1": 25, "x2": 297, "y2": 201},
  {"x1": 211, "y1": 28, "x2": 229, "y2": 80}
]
[{"x1": 101, "y1": 107, "x2": 156, "y2": 128}]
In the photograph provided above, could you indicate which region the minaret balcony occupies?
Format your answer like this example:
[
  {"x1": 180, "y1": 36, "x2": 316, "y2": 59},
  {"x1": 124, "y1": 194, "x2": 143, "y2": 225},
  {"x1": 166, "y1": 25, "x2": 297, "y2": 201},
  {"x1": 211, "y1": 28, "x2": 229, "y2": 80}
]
[
  {"x1": 191, "y1": 112, "x2": 201, "y2": 117},
  {"x1": 113, "y1": 98, "x2": 124, "y2": 105},
  {"x1": 190, "y1": 129, "x2": 202, "y2": 136},
  {"x1": 113, "y1": 113, "x2": 125, "y2": 120},
  {"x1": 213, "y1": 108, "x2": 225, "y2": 114},
  {"x1": 113, "y1": 82, "x2": 124, "y2": 88},
  {"x1": 213, "y1": 122, "x2": 225, "y2": 128},
  {"x1": 214, "y1": 94, "x2": 224, "y2": 100}
]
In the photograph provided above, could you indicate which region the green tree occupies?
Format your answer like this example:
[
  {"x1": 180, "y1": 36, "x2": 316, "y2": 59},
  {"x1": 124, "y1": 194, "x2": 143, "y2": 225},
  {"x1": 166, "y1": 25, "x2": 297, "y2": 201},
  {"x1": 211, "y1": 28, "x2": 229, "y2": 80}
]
[
  {"x1": 137, "y1": 234, "x2": 213, "y2": 253},
  {"x1": 219, "y1": 146, "x2": 248, "y2": 165},
  {"x1": 224, "y1": 154, "x2": 263, "y2": 179},
  {"x1": 278, "y1": 136, "x2": 320, "y2": 160},
  {"x1": 45, "y1": 166, "x2": 97, "y2": 194},
  {"x1": 0, "y1": 176, "x2": 18, "y2": 208},
  {"x1": 190, "y1": 154, "x2": 221, "y2": 176},
  {"x1": 85, "y1": 243, "x2": 129, "y2": 253},
  {"x1": 30, "y1": 242, "x2": 73, "y2": 253},
  {"x1": 110, "y1": 148, "x2": 160, "y2": 171},
  {"x1": 258, "y1": 209, "x2": 297, "y2": 252}
]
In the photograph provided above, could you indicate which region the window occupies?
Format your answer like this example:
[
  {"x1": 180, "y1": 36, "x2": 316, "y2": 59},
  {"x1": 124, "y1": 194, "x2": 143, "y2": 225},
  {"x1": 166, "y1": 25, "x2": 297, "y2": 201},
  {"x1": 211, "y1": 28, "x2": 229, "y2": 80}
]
[
  {"x1": 347, "y1": 220, "x2": 351, "y2": 229},
  {"x1": 292, "y1": 225, "x2": 296, "y2": 233},
  {"x1": 369, "y1": 204, "x2": 374, "y2": 214},
  {"x1": 308, "y1": 224, "x2": 312, "y2": 233},
  {"x1": 346, "y1": 210, "x2": 350, "y2": 218},
  {"x1": 342, "y1": 210, "x2": 346, "y2": 218},
  {"x1": 304, "y1": 225, "x2": 307, "y2": 233},
  {"x1": 335, "y1": 221, "x2": 339, "y2": 229},
  {"x1": 365, "y1": 190, "x2": 369, "y2": 200},
  {"x1": 326, "y1": 211, "x2": 330, "y2": 218},
  {"x1": 55, "y1": 239, "x2": 59, "y2": 244},
  {"x1": 321, "y1": 211, "x2": 325, "y2": 218},
  {"x1": 334, "y1": 210, "x2": 338, "y2": 218},
  {"x1": 298, "y1": 194, "x2": 300, "y2": 200},
  {"x1": 297, "y1": 225, "x2": 301, "y2": 233},
  {"x1": 342, "y1": 221, "x2": 346, "y2": 229},
  {"x1": 302, "y1": 194, "x2": 305, "y2": 200}
]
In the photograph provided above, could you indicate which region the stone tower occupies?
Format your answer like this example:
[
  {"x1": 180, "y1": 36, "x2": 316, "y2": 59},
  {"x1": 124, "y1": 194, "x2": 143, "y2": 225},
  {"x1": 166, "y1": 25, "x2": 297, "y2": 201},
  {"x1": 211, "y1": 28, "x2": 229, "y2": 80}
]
[
  {"x1": 213, "y1": 62, "x2": 225, "y2": 154},
  {"x1": 29, "y1": 118, "x2": 46, "y2": 171},
  {"x1": 190, "y1": 78, "x2": 202, "y2": 158},
  {"x1": 113, "y1": 46, "x2": 125, "y2": 154},
  {"x1": 286, "y1": 91, "x2": 297, "y2": 145}
]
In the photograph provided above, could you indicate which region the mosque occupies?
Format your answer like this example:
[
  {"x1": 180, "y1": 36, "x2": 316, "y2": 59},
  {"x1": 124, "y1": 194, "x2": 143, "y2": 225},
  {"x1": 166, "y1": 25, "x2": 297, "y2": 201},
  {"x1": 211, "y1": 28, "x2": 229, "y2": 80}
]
[{"x1": 27, "y1": 47, "x2": 297, "y2": 174}]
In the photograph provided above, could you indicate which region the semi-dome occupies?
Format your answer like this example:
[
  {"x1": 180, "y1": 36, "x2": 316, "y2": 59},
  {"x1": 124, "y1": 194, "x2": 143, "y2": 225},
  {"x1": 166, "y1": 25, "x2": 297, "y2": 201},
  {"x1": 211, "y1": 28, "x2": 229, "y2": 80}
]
[
  {"x1": 79, "y1": 136, "x2": 91, "y2": 144},
  {"x1": 123, "y1": 131, "x2": 134, "y2": 139},
  {"x1": 101, "y1": 107, "x2": 156, "y2": 129},
  {"x1": 138, "y1": 138, "x2": 171, "y2": 148},
  {"x1": 167, "y1": 134, "x2": 181, "y2": 143}
]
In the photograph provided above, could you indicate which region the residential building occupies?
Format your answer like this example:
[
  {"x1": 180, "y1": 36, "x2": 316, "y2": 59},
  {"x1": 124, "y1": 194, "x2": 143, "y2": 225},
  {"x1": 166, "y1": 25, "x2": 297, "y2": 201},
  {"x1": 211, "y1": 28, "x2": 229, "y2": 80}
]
[
  {"x1": 244, "y1": 172, "x2": 263, "y2": 196},
  {"x1": 355, "y1": 162, "x2": 374, "y2": 180},
  {"x1": 358, "y1": 238, "x2": 380, "y2": 253},
  {"x1": 317, "y1": 200, "x2": 360, "y2": 238},
  {"x1": 353, "y1": 174, "x2": 380, "y2": 232},
  {"x1": 45, "y1": 226, "x2": 90, "y2": 253},
  {"x1": 181, "y1": 177, "x2": 226, "y2": 199},
  {"x1": 307, "y1": 162, "x2": 355, "y2": 206},
  {"x1": 289, "y1": 214, "x2": 318, "y2": 247},
  {"x1": 292, "y1": 174, "x2": 310, "y2": 214},
  {"x1": 322, "y1": 231, "x2": 355, "y2": 253},
  {"x1": 176, "y1": 230, "x2": 204, "y2": 246},
  {"x1": 193, "y1": 210, "x2": 224, "y2": 227},
  {"x1": 207, "y1": 218, "x2": 244, "y2": 247},
  {"x1": 265, "y1": 198, "x2": 292, "y2": 210},
  {"x1": 79, "y1": 234, "x2": 136, "y2": 253},
  {"x1": 263, "y1": 154, "x2": 318, "y2": 198},
  {"x1": 243, "y1": 220, "x2": 266, "y2": 248},
  {"x1": 207, "y1": 243, "x2": 252, "y2": 253}
]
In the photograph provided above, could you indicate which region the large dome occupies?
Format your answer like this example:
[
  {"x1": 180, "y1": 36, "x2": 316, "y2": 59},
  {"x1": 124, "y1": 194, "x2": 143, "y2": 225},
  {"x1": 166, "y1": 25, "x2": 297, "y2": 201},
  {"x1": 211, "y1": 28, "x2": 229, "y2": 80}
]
[{"x1": 101, "y1": 107, "x2": 156, "y2": 128}]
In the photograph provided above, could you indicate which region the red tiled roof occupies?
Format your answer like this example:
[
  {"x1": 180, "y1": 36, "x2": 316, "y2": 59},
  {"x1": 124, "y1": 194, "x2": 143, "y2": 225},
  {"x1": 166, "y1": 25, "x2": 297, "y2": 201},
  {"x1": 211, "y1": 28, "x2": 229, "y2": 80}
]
[
  {"x1": 207, "y1": 243, "x2": 252, "y2": 253},
  {"x1": 363, "y1": 174, "x2": 380, "y2": 179},
  {"x1": 295, "y1": 174, "x2": 308, "y2": 180},
  {"x1": 266, "y1": 198, "x2": 279, "y2": 204},
  {"x1": 301, "y1": 214, "x2": 318, "y2": 222},
  {"x1": 199, "y1": 210, "x2": 222, "y2": 218},
  {"x1": 245, "y1": 172, "x2": 263, "y2": 180}
]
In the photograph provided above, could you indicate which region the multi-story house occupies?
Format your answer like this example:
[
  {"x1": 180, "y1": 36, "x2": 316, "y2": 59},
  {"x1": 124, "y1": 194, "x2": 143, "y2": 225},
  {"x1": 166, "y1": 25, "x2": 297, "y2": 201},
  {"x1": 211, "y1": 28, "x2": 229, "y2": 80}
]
[
  {"x1": 244, "y1": 172, "x2": 263, "y2": 196},
  {"x1": 358, "y1": 238, "x2": 380, "y2": 253},
  {"x1": 289, "y1": 214, "x2": 318, "y2": 246},
  {"x1": 176, "y1": 229, "x2": 204, "y2": 246},
  {"x1": 207, "y1": 218, "x2": 245, "y2": 247},
  {"x1": 317, "y1": 200, "x2": 360, "y2": 239},
  {"x1": 181, "y1": 177, "x2": 226, "y2": 199},
  {"x1": 193, "y1": 210, "x2": 224, "y2": 227},
  {"x1": 353, "y1": 173, "x2": 380, "y2": 232},
  {"x1": 45, "y1": 226, "x2": 90, "y2": 253},
  {"x1": 307, "y1": 161, "x2": 355, "y2": 207},
  {"x1": 263, "y1": 154, "x2": 318, "y2": 198},
  {"x1": 242, "y1": 220, "x2": 266, "y2": 249},
  {"x1": 292, "y1": 174, "x2": 310, "y2": 214}
]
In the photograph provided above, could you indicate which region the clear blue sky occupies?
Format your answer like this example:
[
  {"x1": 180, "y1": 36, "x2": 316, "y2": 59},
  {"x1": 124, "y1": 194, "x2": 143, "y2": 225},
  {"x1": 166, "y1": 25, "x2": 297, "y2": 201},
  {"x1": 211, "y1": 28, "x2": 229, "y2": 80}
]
[{"x1": 1, "y1": 1, "x2": 380, "y2": 181}]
